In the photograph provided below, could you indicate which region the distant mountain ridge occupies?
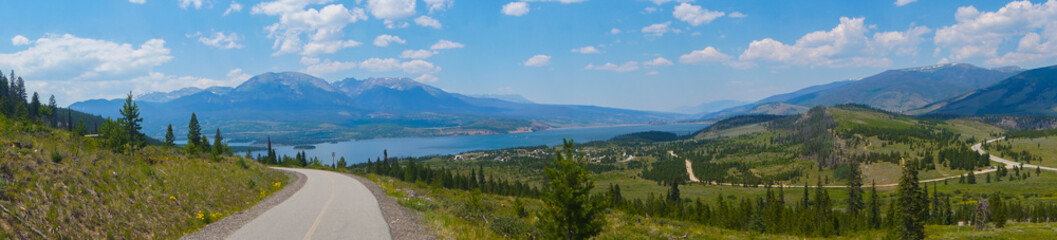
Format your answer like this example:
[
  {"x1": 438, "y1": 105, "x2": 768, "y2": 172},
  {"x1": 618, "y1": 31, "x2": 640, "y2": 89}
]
[
  {"x1": 927, "y1": 64, "x2": 1057, "y2": 116},
  {"x1": 71, "y1": 72, "x2": 685, "y2": 143},
  {"x1": 699, "y1": 63, "x2": 1023, "y2": 120}
]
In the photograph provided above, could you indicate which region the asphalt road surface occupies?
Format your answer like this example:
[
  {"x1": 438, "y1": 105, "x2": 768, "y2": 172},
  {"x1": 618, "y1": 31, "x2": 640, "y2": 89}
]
[{"x1": 227, "y1": 168, "x2": 391, "y2": 240}]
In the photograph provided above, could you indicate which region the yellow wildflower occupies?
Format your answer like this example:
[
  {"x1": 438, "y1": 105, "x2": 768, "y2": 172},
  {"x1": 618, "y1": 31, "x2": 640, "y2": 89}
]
[
  {"x1": 196, "y1": 210, "x2": 204, "y2": 220},
  {"x1": 273, "y1": 182, "x2": 281, "y2": 188},
  {"x1": 169, "y1": 195, "x2": 176, "y2": 201}
]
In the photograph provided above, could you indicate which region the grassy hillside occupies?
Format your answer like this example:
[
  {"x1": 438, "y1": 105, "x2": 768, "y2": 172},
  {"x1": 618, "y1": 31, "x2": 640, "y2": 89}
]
[
  {"x1": 0, "y1": 117, "x2": 286, "y2": 239},
  {"x1": 348, "y1": 104, "x2": 1057, "y2": 238}
]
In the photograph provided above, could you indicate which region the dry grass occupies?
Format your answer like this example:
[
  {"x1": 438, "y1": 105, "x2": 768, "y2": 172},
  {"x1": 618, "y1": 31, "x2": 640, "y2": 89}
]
[{"x1": 0, "y1": 118, "x2": 286, "y2": 239}]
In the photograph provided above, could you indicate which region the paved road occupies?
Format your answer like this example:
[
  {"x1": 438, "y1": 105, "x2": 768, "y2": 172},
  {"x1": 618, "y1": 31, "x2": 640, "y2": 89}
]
[
  {"x1": 972, "y1": 137, "x2": 1057, "y2": 172},
  {"x1": 227, "y1": 168, "x2": 391, "y2": 240}
]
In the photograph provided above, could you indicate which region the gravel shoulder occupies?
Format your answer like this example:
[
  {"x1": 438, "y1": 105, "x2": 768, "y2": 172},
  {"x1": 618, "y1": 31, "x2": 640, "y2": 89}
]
[
  {"x1": 180, "y1": 168, "x2": 307, "y2": 240},
  {"x1": 341, "y1": 173, "x2": 435, "y2": 240}
]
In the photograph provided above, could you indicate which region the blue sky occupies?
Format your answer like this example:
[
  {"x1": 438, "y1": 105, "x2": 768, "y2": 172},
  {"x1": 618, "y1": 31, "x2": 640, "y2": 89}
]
[{"x1": 1, "y1": 0, "x2": 1055, "y2": 112}]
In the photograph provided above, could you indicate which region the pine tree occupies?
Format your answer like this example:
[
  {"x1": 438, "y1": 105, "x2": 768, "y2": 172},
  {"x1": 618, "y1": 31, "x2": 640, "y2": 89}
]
[
  {"x1": 967, "y1": 171, "x2": 976, "y2": 184},
  {"x1": 29, "y1": 92, "x2": 40, "y2": 120},
  {"x1": 989, "y1": 192, "x2": 1006, "y2": 228},
  {"x1": 266, "y1": 137, "x2": 276, "y2": 165},
  {"x1": 894, "y1": 159, "x2": 925, "y2": 240},
  {"x1": 847, "y1": 159, "x2": 865, "y2": 216},
  {"x1": 214, "y1": 128, "x2": 225, "y2": 155},
  {"x1": 47, "y1": 95, "x2": 57, "y2": 127},
  {"x1": 187, "y1": 113, "x2": 202, "y2": 153},
  {"x1": 201, "y1": 134, "x2": 212, "y2": 153},
  {"x1": 667, "y1": 178, "x2": 681, "y2": 203},
  {"x1": 119, "y1": 92, "x2": 143, "y2": 152},
  {"x1": 537, "y1": 139, "x2": 605, "y2": 240},
  {"x1": 868, "y1": 182, "x2": 881, "y2": 229},
  {"x1": 164, "y1": 124, "x2": 175, "y2": 147}
]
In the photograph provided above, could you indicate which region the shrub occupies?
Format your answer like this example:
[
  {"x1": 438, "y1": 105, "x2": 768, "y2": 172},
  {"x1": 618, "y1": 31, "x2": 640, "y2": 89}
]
[{"x1": 50, "y1": 150, "x2": 63, "y2": 163}]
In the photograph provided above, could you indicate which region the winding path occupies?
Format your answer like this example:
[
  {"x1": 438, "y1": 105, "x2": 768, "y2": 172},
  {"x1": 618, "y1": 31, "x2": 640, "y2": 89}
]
[
  {"x1": 227, "y1": 168, "x2": 391, "y2": 240},
  {"x1": 680, "y1": 138, "x2": 1050, "y2": 188}
]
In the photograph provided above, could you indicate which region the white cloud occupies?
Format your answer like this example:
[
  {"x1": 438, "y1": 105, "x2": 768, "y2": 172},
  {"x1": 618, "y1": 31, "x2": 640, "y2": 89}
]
[
  {"x1": 130, "y1": 0, "x2": 146, "y2": 4},
  {"x1": 673, "y1": 3, "x2": 725, "y2": 26},
  {"x1": 252, "y1": 1, "x2": 368, "y2": 55},
  {"x1": 415, "y1": 74, "x2": 439, "y2": 83},
  {"x1": 401, "y1": 60, "x2": 441, "y2": 74},
  {"x1": 502, "y1": 2, "x2": 530, "y2": 16},
  {"x1": 414, "y1": 15, "x2": 442, "y2": 29},
  {"x1": 373, "y1": 34, "x2": 406, "y2": 47},
  {"x1": 728, "y1": 11, "x2": 747, "y2": 18},
  {"x1": 357, "y1": 58, "x2": 441, "y2": 74},
  {"x1": 300, "y1": 56, "x2": 357, "y2": 75},
  {"x1": 523, "y1": 0, "x2": 588, "y2": 3},
  {"x1": 571, "y1": 46, "x2": 601, "y2": 54},
  {"x1": 423, "y1": 0, "x2": 453, "y2": 13},
  {"x1": 0, "y1": 34, "x2": 172, "y2": 80},
  {"x1": 198, "y1": 31, "x2": 244, "y2": 49},
  {"x1": 647, "y1": 0, "x2": 691, "y2": 5},
  {"x1": 643, "y1": 57, "x2": 673, "y2": 67},
  {"x1": 610, "y1": 28, "x2": 621, "y2": 34},
  {"x1": 679, "y1": 46, "x2": 731, "y2": 64},
  {"x1": 642, "y1": 22, "x2": 679, "y2": 37},
  {"x1": 224, "y1": 1, "x2": 243, "y2": 15},
  {"x1": 894, "y1": 0, "x2": 917, "y2": 7},
  {"x1": 646, "y1": 71, "x2": 659, "y2": 75},
  {"x1": 430, "y1": 40, "x2": 464, "y2": 50},
  {"x1": 643, "y1": 7, "x2": 658, "y2": 14},
  {"x1": 11, "y1": 35, "x2": 29, "y2": 46},
  {"x1": 585, "y1": 61, "x2": 639, "y2": 72},
  {"x1": 359, "y1": 57, "x2": 402, "y2": 72},
  {"x1": 523, "y1": 55, "x2": 551, "y2": 67},
  {"x1": 935, "y1": 0, "x2": 1057, "y2": 64},
  {"x1": 368, "y1": 0, "x2": 416, "y2": 20},
  {"x1": 179, "y1": 0, "x2": 205, "y2": 9},
  {"x1": 401, "y1": 49, "x2": 436, "y2": 59},
  {"x1": 226, "y1": 68, "x2": 253, "y2": 83},
  {"x1": 738, "y1": 17, "x2": 930, "y2": 68},
  {"x1": 384, "y1": 20, "x2": 410, "y2": 29},
  {"x1": 302, "y1": 40, "x2": 362, "y2": 56}
]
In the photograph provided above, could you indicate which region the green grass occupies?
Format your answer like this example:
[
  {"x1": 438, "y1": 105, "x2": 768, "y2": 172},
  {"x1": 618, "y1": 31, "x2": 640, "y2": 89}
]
[
  {"x1": 997, "y1": 137, "x2": 1057, "y2": 168},
  {"x1": 0, "y1": 118, "x2": 286, "y2": 239}
]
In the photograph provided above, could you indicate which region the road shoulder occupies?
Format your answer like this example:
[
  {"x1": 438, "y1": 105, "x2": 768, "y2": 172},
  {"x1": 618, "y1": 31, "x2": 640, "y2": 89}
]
[
  {"x1": 180, "y1": 168, "x2": 308, "y2": 240},
  {"x1": 342, "y1": 173, "x2": 435, "y2": 240}
]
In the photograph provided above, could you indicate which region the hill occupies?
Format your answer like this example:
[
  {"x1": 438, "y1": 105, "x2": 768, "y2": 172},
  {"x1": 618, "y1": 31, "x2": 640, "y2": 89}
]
[
  {"x1": 0, "y1": 117, "x2": 286, "y2": 239},
  {"x1": 700, "y1": 63, "x2": 1021, "y2": 120},
  {"x1": 928, "y1": 64, "x2": 1057, "y2": 116},
  {"x1": 784, "y1": 63, "x2": 1021, "y2": 112},
  {"x1": 71, "y1": 72, "x2": 684, "y2": 144}
]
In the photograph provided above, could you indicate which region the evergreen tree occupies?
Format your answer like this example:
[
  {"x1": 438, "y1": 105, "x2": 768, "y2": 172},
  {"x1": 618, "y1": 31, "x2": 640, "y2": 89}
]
[
  {"x1": 868, "y1": 182, "x2": 881, "y2": 229},
  {"x1": 29, "y1": 92, "x2": 40, "y2": 120},
  {"x1": 894, "y1": 159, "x2": 925, "y2": 240},
  {"x1": 990, "y1": 192, "x2": 1006, "y2": 228},
  {"x1": 47, "y1": 95, "x2": 57, "y2": 127},
  {"x1": 667, "y1": 178, "x2": 681, "y2": 203},
  {"x1": 187, "y1": 113, "x2": 202, "y2": 153},
  {"x1": 201, "y1": 134, "x2": 212, "y2": 153},
  {"x1": 214, "y1": 128, "x2": 226, "y2": 155},
  {"x1": 537, "y1": 139, "x2": 605, "y2": 240},
  {"x1": 164, "y1": 124, "x2": 175, "y2": 147},
  {"x1": 847, "y1": 159, "x2": 865, "y2": 216},
  {"x1": 967, "y1": 171, "x2": 976, "y2": 184},
  {"x1": 119, "y1": 92, "x2": 143, "y2": 152}
]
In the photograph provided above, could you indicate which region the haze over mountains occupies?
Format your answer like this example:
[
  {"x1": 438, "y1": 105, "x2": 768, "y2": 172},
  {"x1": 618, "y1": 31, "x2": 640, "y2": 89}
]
[
  {"x1": 699, "y1": 63, "x2": 1025, "y2": 120},
  {"x1": 71, "y1": 72, "x2": 682, "y2": 143},
  {"x1": 69, "y1": 62, "x2": 1057, "y2": 144}
]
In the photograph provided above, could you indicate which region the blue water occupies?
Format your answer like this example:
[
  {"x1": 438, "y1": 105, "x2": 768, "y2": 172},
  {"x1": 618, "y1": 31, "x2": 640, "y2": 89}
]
[{"x1": 262, "y1": 123, "x2": 710, "y2": 165}]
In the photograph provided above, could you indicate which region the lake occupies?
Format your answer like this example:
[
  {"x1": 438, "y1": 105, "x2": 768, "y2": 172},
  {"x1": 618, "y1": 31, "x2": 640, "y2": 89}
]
[{"x1": 262, "y1": 123, "x2": 711, "y2": 165}]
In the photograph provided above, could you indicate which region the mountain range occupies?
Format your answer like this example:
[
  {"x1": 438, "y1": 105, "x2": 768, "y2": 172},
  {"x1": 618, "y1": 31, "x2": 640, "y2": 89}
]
[
  {"x1": 699, "y1": 63, "x2": 1025, "y2": 120},
  {"x1": 926, "y1": 65, "x2": 1057, "y2": 116},
  {"x1": 71, "y1": 72, "x2": 684, "y2": 144}
]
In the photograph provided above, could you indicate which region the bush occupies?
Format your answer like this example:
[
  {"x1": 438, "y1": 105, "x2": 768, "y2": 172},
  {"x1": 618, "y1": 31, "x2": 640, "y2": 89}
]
[
  {"x1": 236, "y1": 158, "x2": 250, "y2": 169},
  {"x1": 50, "y1": 150, "x2": 63, "y2": 163}
]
